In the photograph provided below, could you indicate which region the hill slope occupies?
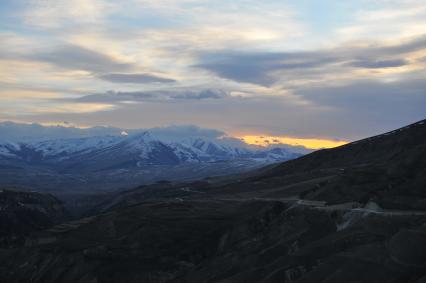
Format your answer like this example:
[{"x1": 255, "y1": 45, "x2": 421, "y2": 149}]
[
  {"x1": 0, "y1": 189, "x2": 67, "y2": 247},
  {"x1": 0, "y1": 119, "x2": 425, "y2": 283}
]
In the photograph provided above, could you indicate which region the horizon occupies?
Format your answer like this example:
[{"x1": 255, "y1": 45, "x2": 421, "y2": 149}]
[
  {"x1": 0, "y1": 119, "x2": 347, "y2": 150},
  {"x1": 1, "y1": 0, "x2": 425, "y2": 147},
  {"x1": 2, "y1": 118, "x2": 425, "y2": 150}
]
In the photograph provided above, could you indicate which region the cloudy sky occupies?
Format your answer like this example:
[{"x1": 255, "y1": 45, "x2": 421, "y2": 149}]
[{"x1": 0, "y1": 0, "x2": 425, "y2": 147}]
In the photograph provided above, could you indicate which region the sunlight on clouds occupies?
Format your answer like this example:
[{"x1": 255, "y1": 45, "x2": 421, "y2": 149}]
[
  {"x1": 0, "y1": 119, "x2": 92, "y2": 129},
  {"x1": 0, "y1": 89, "x2": 62, "y2": 99},
  {"x1": 335, "y1": 1, "x2": 426, "y2": 42},
  {"x1": 0, "y1": 58, "x2": 94, "y2": 89},
  {"x1": 36, "y1": 121, "x2": 93, "y2": 128},
  {"x1": 351, "y1": 63, "x2": 419, "y2": 77},
  {"x1": 356, "y1": 6, "x2": 426, "y2": 21},
  {"x1": 241, "y1": 135, "x2": 348, "y2": 150},
  {"x1": 0, "y1": 88, "x2": 115, "y2": 116},
  {"x1": 232, "y1": 29, "x2": 282, "y2": 42},
  {"x1": 0, "y1": 60, "x2": 49, "y2": 84},
  {"x1": 23, "y1": 0, "x2": 116, "y2": 28},
  {"x1": 62, "y1": 0, "x2": 304, "y2": 77},
  {"x1": 27, "y1": 103, "x2": 116, "y2": 114}
]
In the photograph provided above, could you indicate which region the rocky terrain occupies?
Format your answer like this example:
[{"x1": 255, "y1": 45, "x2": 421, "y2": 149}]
[{"x1": 0, "y1": 119, "x2": 425, "y2": 283}]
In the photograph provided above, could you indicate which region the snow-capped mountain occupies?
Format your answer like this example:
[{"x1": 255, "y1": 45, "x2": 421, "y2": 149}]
[
  {"x1": 0, "y1": 131, "x2": 301, "y2": 170},
  {"x1": 0, "y1": 122, "x2": 305, "y2": 194}
]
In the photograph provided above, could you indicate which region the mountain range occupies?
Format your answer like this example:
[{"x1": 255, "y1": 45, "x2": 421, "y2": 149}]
[
  {"x1": 0, "y1": 132, "x2": 301, "y2": 166},
  {"x1": 0, "y1": 123, "x2": 303, "y2": 195},
  {"x1": 0, "y1": 119, "x2": 424, "y2": 283}
]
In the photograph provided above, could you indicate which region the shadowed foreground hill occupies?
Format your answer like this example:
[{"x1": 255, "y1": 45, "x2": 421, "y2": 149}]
[
  {"x1": 0, "y1": 189, "x2": 67, "y2": 247},
  {"x1": 0, "y1": 120, "x2": 425, "y2": 283}
]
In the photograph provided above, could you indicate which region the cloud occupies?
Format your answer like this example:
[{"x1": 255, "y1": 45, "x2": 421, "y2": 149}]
[
  {"x1": 29, "y1": 44, "x2": 133, "y2": 73},
  {"x1": 75, "y1": 91, "x2": 155, "y2": 103},
  {"x1": 14, "y1": 93, "x2": 333, "y2": 139},
  {"x1": 172, "y1": 89, "x2": 228, "y2": 100},
  {"x1": 336, "y1": 1, "x2": 426, "y2": 41},
  {"x1": 346, "y1": 59, "x2": 408, "y2": 69},
  {"x1": 1, "y1": 0, "x2": 425, "y2": 144},
  {"x1": 18, "y1": 73, "x2": 425, "y2": 142},
  {"x1": 195, "y1": 35, "x2": 426, "y2": 87},
  {"x1": 196, "y1": 51, "x2": 338, "y2": 86},
  {"x1": 127, "y1": 0, "x2": 304, "y2": 49},
  {"x1": 0, "y1": 120, "x2": 229, "y2": 144},
  {"x1": 99, "y1": 73, "x2": 176, "y2": 84},
  {"x1": 22, "y1": 0, "x2": 116, "y2": 29},
  {"x1": 26, "y1": 103, "x2": 116, "y2": 114},
  {"x1": 379, "y1": 35, "x2": 426, "y2": 55},
  {"x1": 74, "y1": 89, "x2": 230, "y2": 104},
  {"x1": 296, "y1": 77, "x2": 426, "y2": 125},
  {"x1": 148, "y1": 125, "x2": 226, "y2": 141},
  {"x1": 0, "y1": 121, "x2": 123, "y2": 142}
]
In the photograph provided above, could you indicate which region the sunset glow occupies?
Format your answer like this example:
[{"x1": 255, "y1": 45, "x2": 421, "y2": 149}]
[
  {"x1": 241, "y1": 135, "x2": 348, "y2": 150},
  {"x1": 0, "y1": 0, "x2": 424, "y2": 143}
]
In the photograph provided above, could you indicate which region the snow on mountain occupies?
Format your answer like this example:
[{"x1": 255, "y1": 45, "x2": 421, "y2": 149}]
[
  {"x1": 0, "y1": 122, "x2": 306, "y2": 174},
  {"x1": 32, "y1": 136, "x2": 124, "y2": 159},
  {"x1": 0, "y1": 142, "x2": 21, "y2": 158},
  {"x1": 0, "y1": 130, "x2": 302, "y2": 168}
]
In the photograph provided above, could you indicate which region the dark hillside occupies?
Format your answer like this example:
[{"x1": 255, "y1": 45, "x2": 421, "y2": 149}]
[{"x1": 0, "y1": 120, "x2": 425, "y2": 283}]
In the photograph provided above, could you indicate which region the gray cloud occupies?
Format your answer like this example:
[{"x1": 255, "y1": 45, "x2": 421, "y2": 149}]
[
  {"x1": 25, "y1": 44, "x2": 177, "y2": 84},
  {"x1": 196, "y1": 56, "x2": 275, "y2": 86},
  {"x1": 196, "y1": 51, "x2": 337, "y2": 86},
  {"x1": 195, "y1": 35, "x2": 426, "y2": 86},
  {"x1": 347, "y1": 59, "x2": 408, "y2": 69},
  {"x1": 29, "y1": 44, "x2": 133, "y2": 73},
  {"x1": 75, "y1": 91, "x2": 156, "y2": 103},
  {"x1": 148, "y1": 125, "x2": 225, "y2": 140},
  {"x1": 99, "y1": 73, "x2": 176, "y2": 84},
  {"x1": 74, "y1": 89, "x2": 230, "y2": 104},
  {"x1": 375, "y1": 35, "x2": 426, "y2": 56},
  {"x1": 296, "y1": 78, "x2": 426, "y2": 128},
  {"x1": 172, "y1": 89, "x2": 228, "y2": 100}
]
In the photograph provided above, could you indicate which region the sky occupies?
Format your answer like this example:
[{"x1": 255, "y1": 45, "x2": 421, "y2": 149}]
[{"x1": 0, "y1": 0, "x2": 425, "y2": 148}]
